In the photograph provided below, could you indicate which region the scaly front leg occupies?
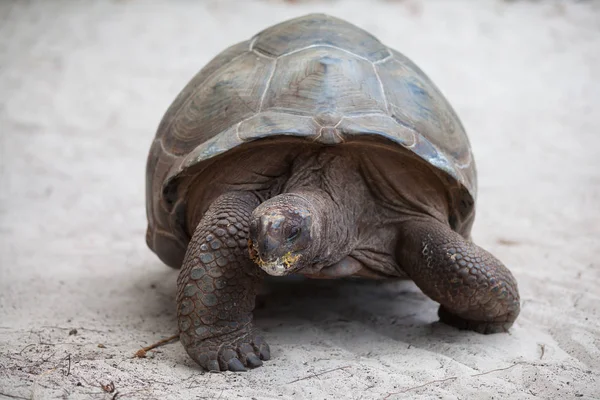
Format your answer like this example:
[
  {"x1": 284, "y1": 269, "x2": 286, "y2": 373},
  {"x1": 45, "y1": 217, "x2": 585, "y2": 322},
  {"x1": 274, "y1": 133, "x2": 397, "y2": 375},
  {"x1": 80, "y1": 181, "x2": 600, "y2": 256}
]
[
  {"x1": 397, "y1": 218, "x2": 520, "y2": 333},
  {"x1": 177, "y1": 191, "x2": 270, "y2": 371}
]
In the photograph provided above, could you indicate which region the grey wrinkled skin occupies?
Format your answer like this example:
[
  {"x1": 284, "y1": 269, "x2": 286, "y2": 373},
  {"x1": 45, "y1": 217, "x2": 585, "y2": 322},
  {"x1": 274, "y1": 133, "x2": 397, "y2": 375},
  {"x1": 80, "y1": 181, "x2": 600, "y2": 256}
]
[{"x1": 145, "y1": 14, "x2": 520, "y2": 371}]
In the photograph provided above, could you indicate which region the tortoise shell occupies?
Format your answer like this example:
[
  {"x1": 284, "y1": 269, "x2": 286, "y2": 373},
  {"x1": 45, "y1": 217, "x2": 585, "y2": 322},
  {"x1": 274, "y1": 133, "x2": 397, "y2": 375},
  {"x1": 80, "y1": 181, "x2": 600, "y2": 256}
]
[{"x1": 146, "y1": 14, "x2": 476, "y2": 269}]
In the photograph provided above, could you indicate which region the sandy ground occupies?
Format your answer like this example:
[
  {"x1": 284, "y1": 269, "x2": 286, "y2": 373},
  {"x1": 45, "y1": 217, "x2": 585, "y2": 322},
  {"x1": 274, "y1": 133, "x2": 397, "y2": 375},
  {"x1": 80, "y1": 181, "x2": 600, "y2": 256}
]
[{"x1": 1, "y1": 0, "x2": 599, "y2": 399}]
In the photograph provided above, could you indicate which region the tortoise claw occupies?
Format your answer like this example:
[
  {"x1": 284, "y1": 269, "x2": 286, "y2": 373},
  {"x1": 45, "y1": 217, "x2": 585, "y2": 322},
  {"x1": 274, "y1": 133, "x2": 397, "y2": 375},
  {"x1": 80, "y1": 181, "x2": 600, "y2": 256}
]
[{"x1": 227, "y1": 358, "x2": 247, "y2": 372}]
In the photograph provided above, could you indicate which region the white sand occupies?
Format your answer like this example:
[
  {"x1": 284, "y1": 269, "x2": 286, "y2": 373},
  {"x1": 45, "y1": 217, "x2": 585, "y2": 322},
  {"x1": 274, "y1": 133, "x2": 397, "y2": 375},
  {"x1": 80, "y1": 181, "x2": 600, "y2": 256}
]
[{"x1": 1, "y1": 0, "x2": 599, "y2": 399}]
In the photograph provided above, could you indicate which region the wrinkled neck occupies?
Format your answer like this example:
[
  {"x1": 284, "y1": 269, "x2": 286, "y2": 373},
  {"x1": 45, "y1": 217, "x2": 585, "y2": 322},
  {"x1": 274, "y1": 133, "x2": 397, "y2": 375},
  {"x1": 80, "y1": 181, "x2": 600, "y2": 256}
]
[
  {"x1": 286, "y1": 189, "x2": 354, "y2": 268},
  {"x1": 282, "y1": 151, "x2": 364, "y2": 267}
]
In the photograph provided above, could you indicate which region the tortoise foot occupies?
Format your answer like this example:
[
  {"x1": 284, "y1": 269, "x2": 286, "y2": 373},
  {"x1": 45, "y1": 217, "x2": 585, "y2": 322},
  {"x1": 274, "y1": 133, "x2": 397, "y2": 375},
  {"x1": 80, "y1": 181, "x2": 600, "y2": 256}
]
[
  {"x1": 183, "y1": 328, "x2": 270, "y2": 372},
  {"x1": 438, "y1": 306, "x2": 515, "y2": 334}
]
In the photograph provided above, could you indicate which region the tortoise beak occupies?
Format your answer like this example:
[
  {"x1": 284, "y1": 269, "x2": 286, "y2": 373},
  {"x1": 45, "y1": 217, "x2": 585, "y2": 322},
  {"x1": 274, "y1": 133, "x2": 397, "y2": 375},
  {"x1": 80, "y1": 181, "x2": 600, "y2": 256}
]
[
  {"x1": 256, "y1": 261, "x2": 290, "y2": 276},
  {"x1": 248, "y1": 236, "x2": 300, "y2": 277}
]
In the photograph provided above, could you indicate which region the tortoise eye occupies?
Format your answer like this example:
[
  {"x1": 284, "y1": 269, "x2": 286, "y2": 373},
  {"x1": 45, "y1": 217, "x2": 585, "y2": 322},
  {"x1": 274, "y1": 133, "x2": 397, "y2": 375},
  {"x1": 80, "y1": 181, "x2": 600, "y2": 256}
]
[{"x1": 287, "y1": 226, "x2": 301, "y2": 241}]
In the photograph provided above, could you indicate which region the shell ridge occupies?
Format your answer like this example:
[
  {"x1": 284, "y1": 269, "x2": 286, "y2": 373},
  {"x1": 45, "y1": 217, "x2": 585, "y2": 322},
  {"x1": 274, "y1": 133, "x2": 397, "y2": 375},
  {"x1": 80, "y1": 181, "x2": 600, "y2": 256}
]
[
  {"x1": 332, "y1": 119, "x2": 345, "y2": 143},
  {"x1": 252, "y1": 49, "x2": 276, "y2": 59},
  {"x1": 249, "y1": 35, "x2": 259, "y2": 51},
  {"x1": 373, "y1": 48, "x2": 393, "y2": 64},
  {"x1": 311, "y1": 116, "x2": 324, "y2": 128},
  {"x1": 157, "y1": 137, "x2": 177, "y2": 158},
  {"x1": 235, "y1": 121, "x2": 244, "y2": 143},
  {"x1": 344, "y1": 112, "x2": 391, "y2": 119},
  {"x1": 258, "y1": 60, "x2": 278, "y2": 112},
  {"x1": 372, "y1": 63, "x2": 390, "y2": 115},
  {"x1": 261, "y1": 43, "x2": 370, "y2": 62}
]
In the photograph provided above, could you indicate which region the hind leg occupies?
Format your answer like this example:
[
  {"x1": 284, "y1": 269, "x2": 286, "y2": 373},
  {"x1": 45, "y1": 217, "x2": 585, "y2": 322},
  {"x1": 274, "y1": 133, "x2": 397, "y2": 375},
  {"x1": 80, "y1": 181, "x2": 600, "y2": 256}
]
[{"x1": 396, "y1": 218, "x2": 520, "y2": 333}]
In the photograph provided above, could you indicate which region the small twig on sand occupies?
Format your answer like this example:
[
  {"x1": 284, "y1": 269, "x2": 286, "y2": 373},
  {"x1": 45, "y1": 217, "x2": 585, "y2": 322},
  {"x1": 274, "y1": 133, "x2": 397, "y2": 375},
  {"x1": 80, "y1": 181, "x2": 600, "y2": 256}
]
[
  {"x1": 134, "y1": 334, "x2": 180, "y2": 358},
  {"x1": 471, "y1": 362, "x2": 525, "y2": 377},
  {"x1": 63, "y1": 354, "x2": 72, "y2": 376},
  {"x1": 383, "y1": 362, "x2": 527, "y2": 398},
  {"x1": 0, "y1": 392, "x2": 29, "y2": 400},
  {"x1": 287, "y1": 365, "x2": 351, "y2": 384},
  {"x1": 539, "y1": 344, "x2": 546, "y2": 360},
  {"x1": 19, "y1": 343, "x2": 36, "y2": 354}
]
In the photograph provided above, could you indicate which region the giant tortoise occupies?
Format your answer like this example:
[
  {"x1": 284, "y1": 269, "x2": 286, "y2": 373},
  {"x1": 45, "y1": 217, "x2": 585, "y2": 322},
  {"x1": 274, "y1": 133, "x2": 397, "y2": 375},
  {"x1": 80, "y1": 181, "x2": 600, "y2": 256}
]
[{"x1": 146, "y1": 14, "x2": 520, "y2": 371}]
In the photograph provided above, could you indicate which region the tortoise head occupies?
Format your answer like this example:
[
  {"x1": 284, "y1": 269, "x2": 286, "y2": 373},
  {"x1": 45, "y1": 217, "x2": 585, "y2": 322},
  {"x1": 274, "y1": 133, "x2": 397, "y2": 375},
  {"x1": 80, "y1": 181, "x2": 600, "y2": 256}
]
[{"x1": 249, "y1": 194, "x2": 315, "y2": 276}]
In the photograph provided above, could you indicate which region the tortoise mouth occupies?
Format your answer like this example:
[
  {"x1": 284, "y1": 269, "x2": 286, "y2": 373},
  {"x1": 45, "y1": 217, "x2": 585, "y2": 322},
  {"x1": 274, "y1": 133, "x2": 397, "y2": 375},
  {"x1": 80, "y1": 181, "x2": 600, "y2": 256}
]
[
  {"x1": 254, "y1": 252, "x2": 301, "y2": 276},
  {"x1": 248, "y1": 239, "x2": 301, "y2": 276},
  {"x1": 256, "y1": 260, "x2": 291, "y2": 276}
]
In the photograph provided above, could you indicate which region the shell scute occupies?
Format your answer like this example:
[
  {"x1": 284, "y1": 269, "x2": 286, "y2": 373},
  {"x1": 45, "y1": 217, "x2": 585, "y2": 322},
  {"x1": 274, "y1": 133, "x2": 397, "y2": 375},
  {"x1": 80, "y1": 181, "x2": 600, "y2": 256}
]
[
  {"x1": 156, "y1": 41, "x2": 250, "y2": 154},
  {"x1": 162, "y1": 52, "x2": 275, "y2": 156},
  {"x1": 252, "y1": 14, "x2": 390, "y2": 62},
  {"x1": 262, "y1": 47, "x2": 387, "y2": 117}
]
